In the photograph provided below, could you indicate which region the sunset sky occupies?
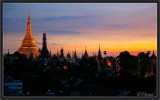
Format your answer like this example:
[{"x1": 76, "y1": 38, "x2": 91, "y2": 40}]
[{"x1": 3, "y1": 3, "x2": 157, "y2": 57}]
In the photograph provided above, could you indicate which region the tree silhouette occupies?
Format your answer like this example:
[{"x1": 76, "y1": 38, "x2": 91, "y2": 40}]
[
  {"x1": 137, "y1": 51, "x2": 151, "y2": 77},
  {"x1": 118, "y1": 51, "x2": 139, "y2": 77}
]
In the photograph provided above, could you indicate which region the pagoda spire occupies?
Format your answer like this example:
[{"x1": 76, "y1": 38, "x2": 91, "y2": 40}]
[
  {"x1": 39, "y1": 33, "x2": 49, "y2": 58},
  {"x1": 75, "y1": 49, "x2": 77, "y2": 55},
  {"x1": 28, "y1": 13, "x2": 30, "y2": 21},
  {"x1": 74, "y1": 49, "x2": 77, "y2": 60},
  {"x1": 18, "y1": 14, "x2": 39, "y2": 58},
  {"x1": 98, "y1": 44, "x2": 102, "y2": 60},
  {"x1": 66, "y1": 50, "x2": 71, "y2": 59},
  {"x1": 25, "y1": 13, "x2": 33, "y2": 40},
  {"x1": 84, "y1": 46, "x2": 89, "y2": 58},
  {"x1": 60, "y1": 46, "x2": 64, "y2": 58}
]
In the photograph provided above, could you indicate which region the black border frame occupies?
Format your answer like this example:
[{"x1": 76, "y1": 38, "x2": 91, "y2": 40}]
[{"x1": 1, "y1": 0, "x2": 159, "y2": 100}]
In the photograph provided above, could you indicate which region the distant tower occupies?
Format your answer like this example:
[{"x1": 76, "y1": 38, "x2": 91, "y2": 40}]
[
  {"x1": 39, "y1": 33, "x2": 49, "y2": 58},
  {"x1": 150, "y1": 50, "x2": 156, "y2": 76},
  {"x1": 60, "y1": 47, "x2": 64, "y2": 58},
  {"x1": 18, "y1": 14, "x2": 39, "y2": 58},
  {"x1": 66, "y1": 51, "x2": 71, "y2": 61},
  {"x1": 83, "y1": 46, "x2": 89, "y2": 59},
  {"x1": 98, "y1": 45, "x2": 102, "y2": 60},
  {"x1": 150, "y1": 50, "x2": 156, "y2": 60},
  {"x1": 74, "y1": 49, "x2": 78, "y2": 60}
]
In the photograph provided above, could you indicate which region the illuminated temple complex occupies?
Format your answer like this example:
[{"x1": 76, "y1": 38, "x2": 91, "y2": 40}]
[{"x1": 17, "y1": 14, "x2": 40, "y2": 58}]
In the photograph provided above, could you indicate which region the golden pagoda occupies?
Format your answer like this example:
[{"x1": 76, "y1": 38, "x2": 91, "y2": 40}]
[{"x1": 17, "y1": 14, "x2": 40, "y2": 58}]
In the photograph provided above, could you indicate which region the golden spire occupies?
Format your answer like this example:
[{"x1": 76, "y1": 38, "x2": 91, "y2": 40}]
[
  {"x1": 25, "y1": 13, "x2": 34, "y2": 40},
  {"x1": 28, "y1": 12, "x2": 30, "y2": 22},
  {"x1": 18, "y1": 14, "x2": 39, "y2": 58}
]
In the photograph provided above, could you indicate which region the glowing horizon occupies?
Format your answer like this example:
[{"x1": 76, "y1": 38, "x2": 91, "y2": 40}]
[{"x1": 3, "y1": 3, "x2": 157, "y2": 57}]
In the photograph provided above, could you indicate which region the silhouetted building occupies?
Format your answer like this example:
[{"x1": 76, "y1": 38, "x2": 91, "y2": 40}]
[
  {"x1": 150, "y1": 50, "x2": 156, "y2": 60},
  {"x1": 66, "y1": 51, "x2": 71, "y2": 61},
  {"x1": 17, "y1": 14, "x2": 39, "y2": 58},
  {"x1": 98, "y1": 45, "x2": 102, "y2": 61},
  {"x1": 60, "y1": 47, "x2": 64, "y2": 58},
  {"x1": 4, "y1": 76, "x2": 23, "y2": 96},
  {"x1": 73, "y1": 49, "x2": 78, "y2": 60},
  {"x1": 5, "y1": 49, "x2": 16, "y2": 65},
  {"x1": 149, "y1": 50, "x2": 156, "y2": 76},
  {"x1": 82, "y1": 47, "x2": 89, "y2": 59},
  {"x1": 39, "y1": 33, "x2": 49, "y2": 58},
  {"x1": 59, "y1": 47, "x2": 65, "y2": 63}
]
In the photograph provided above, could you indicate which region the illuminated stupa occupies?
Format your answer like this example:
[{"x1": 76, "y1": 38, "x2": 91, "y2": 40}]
[{"x1": 17, "y1": 14, "x2": 40, "y2": 58}]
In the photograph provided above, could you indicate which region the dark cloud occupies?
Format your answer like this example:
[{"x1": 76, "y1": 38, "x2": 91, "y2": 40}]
[
  {"x1": 35, "y1": 37, "x2": 52, "y2": 40},
  {"x1": 36, "y1": 42, "x2": 67, "y2": 45},
  {"x1": 43, "y1": 30, "x2": 81, "y2": 35},
  {"x1": 50, "y1": 43, "x2": 68, "y2": 45},
  {"x1": 42, "y1": 16, "x2": 92, "y2": 21}
]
